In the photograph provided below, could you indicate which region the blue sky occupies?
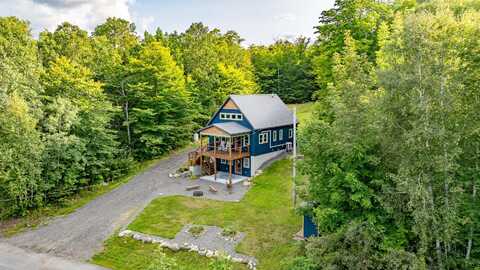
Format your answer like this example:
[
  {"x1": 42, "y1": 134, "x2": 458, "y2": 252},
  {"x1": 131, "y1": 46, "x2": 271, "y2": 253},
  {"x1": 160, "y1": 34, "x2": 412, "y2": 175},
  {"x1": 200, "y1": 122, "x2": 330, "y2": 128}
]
[{"x1": 0, "y1": 0, "x2": 335, "y2": 45}]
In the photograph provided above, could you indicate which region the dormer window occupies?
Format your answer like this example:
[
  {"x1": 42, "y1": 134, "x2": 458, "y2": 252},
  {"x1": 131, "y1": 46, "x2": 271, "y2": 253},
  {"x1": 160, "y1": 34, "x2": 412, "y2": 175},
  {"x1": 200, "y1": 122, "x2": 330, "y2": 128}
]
[{"x1": 220, "y1": 113, "x2": 243, "y2": 121}]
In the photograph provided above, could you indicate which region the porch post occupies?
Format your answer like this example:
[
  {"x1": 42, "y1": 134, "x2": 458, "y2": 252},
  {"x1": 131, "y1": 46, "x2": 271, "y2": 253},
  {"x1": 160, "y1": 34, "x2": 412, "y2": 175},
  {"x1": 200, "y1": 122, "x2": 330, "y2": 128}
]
[
  {"x1": 214, "y1": 137, "x2": 217, "y2": 181},
  {"x1": 228, "y1": 136, "x2": 232, "y2": 188}
]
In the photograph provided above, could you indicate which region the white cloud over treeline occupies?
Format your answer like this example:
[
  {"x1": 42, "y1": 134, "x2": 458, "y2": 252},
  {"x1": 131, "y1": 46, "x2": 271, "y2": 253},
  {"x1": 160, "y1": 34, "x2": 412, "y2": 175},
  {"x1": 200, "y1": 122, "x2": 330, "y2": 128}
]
[{"x1": 0, "y1": 0, "x2": 140, "y2": 36}]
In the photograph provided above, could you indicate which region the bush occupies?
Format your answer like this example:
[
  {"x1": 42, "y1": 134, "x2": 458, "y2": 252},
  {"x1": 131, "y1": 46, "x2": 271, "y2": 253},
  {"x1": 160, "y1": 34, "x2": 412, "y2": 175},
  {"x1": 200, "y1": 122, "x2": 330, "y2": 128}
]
[
  {"x1": 221, "y1": 227, "x2": 237, "y2": 238},
  {"x1": 188, "y1": 225, "x2": 204, "y2": 237}
]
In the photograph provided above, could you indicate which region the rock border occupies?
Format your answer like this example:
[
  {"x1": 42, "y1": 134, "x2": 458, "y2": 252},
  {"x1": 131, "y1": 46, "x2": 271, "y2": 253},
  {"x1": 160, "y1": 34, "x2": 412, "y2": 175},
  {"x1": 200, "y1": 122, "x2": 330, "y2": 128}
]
[{"x1": 119, "y1": 228, "x2": 257, "y2": 270}]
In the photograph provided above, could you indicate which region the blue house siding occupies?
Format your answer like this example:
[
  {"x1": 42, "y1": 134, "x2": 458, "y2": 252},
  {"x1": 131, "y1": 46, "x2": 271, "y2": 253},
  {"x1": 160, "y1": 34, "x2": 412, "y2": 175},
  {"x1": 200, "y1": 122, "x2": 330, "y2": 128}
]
[
  {"x1": 215, "y1": 158, "x2": 251, "y2": 177},
  {"x1": 250, "y1": 125, "x2": 293, "y2": 156}
]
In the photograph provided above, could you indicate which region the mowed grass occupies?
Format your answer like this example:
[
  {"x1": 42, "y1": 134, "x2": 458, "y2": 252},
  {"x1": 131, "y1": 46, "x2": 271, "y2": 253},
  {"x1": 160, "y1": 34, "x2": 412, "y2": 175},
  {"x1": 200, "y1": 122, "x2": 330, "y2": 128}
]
[
  {"x1": 288, "y1": 102, "x2": 315, "y2": 127},
  {"x1": 93, "y1": 237, "x2": 219, "y2": 270},
  {"x1": 92, "y1": 159, "x2": 301, "y2": 270}
]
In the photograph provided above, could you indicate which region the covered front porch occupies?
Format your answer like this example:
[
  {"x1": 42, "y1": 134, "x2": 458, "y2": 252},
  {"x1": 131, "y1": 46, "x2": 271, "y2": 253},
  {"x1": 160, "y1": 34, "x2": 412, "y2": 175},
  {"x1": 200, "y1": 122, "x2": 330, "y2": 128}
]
[{"x1": 189, "y1": 122, "x2": 251, "y2": 186}]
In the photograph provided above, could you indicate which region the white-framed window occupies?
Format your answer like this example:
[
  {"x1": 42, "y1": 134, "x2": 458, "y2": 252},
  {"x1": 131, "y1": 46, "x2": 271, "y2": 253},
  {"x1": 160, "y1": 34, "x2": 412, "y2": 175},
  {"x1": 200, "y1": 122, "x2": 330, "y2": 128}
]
[
  {"x1": 273, "y1": 130, "x2": 277, "y2": 142},
  {"x1": 289, "y1": 128, "x2": 293, "y2": 138},
  {"x1": 219, "y1": 112, "x2": 243, "y2": 121},
  {"x1": 259, "y1": 132, "x2": 269, "y2": 144},
  {"x1": 220, "y1": 159, "x2": 226, "y2": 164},
  {"x1": 243, "y1": 135, "x2": 250, "y2": 146},
  {"x1": 243, "y1": 157, "x2": 250, "y2": 168},
  {"x1": 279, "y1": 129, "x2": 283, "y2": 140}
]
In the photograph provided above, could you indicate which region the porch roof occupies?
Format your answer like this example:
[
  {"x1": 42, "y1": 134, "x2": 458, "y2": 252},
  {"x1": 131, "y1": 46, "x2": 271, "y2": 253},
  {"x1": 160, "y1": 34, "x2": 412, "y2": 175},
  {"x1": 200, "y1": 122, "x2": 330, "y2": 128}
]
[{"x1": 199, "y1": 122, "x2": 251, "y2": 137}]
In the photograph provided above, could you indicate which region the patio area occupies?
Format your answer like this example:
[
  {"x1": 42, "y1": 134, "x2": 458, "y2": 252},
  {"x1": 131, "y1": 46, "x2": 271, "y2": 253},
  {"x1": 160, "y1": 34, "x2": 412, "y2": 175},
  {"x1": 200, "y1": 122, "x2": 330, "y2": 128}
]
[{"x1": 199, "y1": 171, "x2": 250, "y2": 185}]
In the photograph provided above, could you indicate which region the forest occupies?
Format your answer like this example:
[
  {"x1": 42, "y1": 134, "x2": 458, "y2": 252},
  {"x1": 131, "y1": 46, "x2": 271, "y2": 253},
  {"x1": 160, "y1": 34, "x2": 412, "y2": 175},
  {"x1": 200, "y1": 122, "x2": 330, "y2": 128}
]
[{"x1": 0, "y1": 0, "x2": 479, "y2": 269}]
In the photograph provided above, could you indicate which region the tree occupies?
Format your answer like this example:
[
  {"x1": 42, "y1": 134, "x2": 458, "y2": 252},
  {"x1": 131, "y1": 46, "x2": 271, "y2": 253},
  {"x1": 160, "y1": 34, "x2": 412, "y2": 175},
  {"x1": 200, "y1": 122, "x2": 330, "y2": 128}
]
[
  {"x1": 93, "y1": 17, "x2": 138, "y2": 60},
  {"x1": 311, "y1": 0, "x2": 394, "y2": 92},
  {"x1": 38, "y1": 22, "x2": 93, "y2": 68},
  {"x1": 41, "y1": 57, "x2": 126, "y2": 186},
  {"x1": 149, "y1": 23, "x2": 257, "y2": 119},
  {"x1": 0, "y1": 94, "x2": 43, "y2": 217},
  {"x1": 126, "y1": 41, "x2": 196, "y2": 159},
  {"x1": 250, "y1": 38, "x2": 317, "y2": 103},
  {"x1": 0, "y1": 17, "x2": 44, "y2": 217},
  {"x1": 298, "y1": 33, "x2": 417, "y2": 269}
]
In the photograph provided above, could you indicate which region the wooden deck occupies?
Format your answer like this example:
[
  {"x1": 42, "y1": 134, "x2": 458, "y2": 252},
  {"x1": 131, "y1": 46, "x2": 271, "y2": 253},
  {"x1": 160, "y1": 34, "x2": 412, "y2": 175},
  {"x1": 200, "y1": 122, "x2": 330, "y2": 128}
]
[{"x1": 188, "y1": 145, "x2": 250, "y2": 166}]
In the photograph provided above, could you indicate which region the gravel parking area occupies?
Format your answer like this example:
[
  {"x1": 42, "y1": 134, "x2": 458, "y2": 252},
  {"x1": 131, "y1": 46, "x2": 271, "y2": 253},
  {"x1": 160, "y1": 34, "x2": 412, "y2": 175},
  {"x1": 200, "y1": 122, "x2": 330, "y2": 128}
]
[
  {"x1": 0, "y1": 243, "x2": 108, "y2": 270},
  {"x1": 3, "y1": 147, "x2": 250, "y2": 262}
]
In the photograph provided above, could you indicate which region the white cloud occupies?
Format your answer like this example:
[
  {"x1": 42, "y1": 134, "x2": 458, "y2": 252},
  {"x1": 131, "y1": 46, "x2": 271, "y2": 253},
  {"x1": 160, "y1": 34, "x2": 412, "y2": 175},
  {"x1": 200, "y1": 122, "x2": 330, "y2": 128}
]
[
  {"x1": 135, "y1": 14, "x2": 154, "y2": 34},
  {"x1": 0, "y1": 0, "x2": 134, "y2": 36},
  {"x1": 274, "y1": 13, "x2": 297, "y2": 23}
]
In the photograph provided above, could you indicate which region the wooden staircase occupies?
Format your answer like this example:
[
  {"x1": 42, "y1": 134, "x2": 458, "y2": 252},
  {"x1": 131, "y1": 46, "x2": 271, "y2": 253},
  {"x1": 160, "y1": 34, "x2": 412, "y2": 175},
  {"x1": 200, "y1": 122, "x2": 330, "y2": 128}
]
[{"x1": 188, "y1": 146, "x2": 214, "y2": 175}]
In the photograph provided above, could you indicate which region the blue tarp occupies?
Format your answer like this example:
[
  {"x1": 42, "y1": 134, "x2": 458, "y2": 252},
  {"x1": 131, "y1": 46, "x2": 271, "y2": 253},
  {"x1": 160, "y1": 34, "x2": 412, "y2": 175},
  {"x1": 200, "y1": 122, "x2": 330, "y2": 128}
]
[{"x1": 303, "y1": 215, "x2": 318, "y2": 238}]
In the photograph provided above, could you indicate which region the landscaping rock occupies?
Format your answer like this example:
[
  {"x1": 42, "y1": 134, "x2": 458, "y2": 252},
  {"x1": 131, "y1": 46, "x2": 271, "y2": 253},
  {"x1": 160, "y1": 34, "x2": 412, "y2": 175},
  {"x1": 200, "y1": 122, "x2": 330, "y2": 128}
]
[
  {"x1": 186, "y1": 185, "x2": 200, "y2": 191},
  {"x1": 206, "y1": 250, "x2": 214, "y2": 257},
  {"x1": 193, "y1": 190, "x2": 204, "y2": 197}
]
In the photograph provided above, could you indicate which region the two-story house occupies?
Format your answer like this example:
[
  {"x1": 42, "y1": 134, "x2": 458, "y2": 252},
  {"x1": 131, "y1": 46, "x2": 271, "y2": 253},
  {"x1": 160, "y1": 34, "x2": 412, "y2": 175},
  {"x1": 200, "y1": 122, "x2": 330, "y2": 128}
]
[{"x1": 189, "y1": 94, "x2": 295, "y2": 186}]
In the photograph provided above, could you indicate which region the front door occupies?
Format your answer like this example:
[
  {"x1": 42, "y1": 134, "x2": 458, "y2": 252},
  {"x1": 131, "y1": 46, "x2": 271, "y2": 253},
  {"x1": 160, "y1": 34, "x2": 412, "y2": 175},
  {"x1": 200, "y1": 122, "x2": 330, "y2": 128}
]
[{"x1": 235, "y1": 159, "x2": 242, "y2": 175}]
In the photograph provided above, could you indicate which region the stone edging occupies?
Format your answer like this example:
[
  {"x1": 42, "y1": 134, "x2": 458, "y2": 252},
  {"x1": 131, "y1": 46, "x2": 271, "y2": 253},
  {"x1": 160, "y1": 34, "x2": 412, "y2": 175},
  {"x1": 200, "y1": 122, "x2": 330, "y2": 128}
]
[{"x1": 118, "y1": 229, "x2": 257, "y2": 269}]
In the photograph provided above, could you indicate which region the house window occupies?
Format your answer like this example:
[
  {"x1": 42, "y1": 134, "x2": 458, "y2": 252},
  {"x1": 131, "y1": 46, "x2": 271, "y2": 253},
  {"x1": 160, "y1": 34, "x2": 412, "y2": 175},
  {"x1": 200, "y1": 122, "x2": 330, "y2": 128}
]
[
  {"x1": 243, "y1": 135, "x2": 250, "y2": 146},
  {"x1": 273, "y1": 130, "x2": 277, "y2": 142},
  {"x1": 220, "y1": 159, "x2": 226, "y2": 164},
  {"x1": 279, "y1": 129, "x2": 283, "y2": 140},
  {"x1": 219, "y1": 112, "x2": 243, "y2": 121},
  {"x1": 259, "y1": 132, "x2": 269, "y2": 144},
  {"x1": 243, "y1": 157, "x2": 250, "y2": 168},
  {"x1": 289, "y1": 128, "x2": 293, "y2": 138}
]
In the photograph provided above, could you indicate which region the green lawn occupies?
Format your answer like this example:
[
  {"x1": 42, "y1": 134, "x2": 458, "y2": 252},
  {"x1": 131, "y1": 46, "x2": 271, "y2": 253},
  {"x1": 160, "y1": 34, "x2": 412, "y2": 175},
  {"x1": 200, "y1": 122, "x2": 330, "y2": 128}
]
[
  {"x1": 92, "y1": 159, "x2": 302, "y2": 270},
  {"x1": 288, "y1": 102, "x2": 315, "y2": 127}
]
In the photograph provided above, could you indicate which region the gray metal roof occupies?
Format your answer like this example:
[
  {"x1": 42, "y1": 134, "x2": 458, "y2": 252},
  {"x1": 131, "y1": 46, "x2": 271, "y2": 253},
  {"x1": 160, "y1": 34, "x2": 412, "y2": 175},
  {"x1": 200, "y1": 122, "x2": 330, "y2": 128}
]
[
  {"x1": 200, "y1": 122, "x2": 251, "y2": 136},
  {"x1": 230, "y1": 94, "x2": 294, "y2": 130}
]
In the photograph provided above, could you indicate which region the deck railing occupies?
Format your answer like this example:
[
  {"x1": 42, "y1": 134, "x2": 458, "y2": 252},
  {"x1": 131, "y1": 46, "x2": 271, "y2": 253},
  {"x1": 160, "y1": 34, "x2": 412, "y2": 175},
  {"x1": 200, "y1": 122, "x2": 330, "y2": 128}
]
[{"x1": 204, "y1": 144, "x2": 250, "y2": 160}]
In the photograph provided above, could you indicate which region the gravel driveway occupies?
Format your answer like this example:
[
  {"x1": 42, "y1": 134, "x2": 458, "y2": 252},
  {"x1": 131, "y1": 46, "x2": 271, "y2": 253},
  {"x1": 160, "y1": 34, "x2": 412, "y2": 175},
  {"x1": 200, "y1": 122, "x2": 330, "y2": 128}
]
[{"x1": 3, "y1": 147, "x2": 249, "y2": 262}]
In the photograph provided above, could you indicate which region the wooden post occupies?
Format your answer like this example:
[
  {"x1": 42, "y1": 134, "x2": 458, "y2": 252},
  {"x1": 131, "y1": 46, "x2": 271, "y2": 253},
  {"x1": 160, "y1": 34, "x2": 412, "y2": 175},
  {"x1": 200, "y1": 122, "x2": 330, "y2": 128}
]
[{"x1": 228, "y1": 136, "x2": 232, "y2": 188}]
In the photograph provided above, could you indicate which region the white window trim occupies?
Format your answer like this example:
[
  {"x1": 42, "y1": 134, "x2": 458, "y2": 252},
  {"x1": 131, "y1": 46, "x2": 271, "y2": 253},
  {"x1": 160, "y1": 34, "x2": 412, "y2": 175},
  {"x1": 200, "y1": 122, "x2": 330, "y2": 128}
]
[
  {"x1": 279, "y1": 129, "x2": 283, "y2": 140},
  {"x1": 259, "y1": 132, "x2": 269, "y2": 144},
  {"x1": 273, "y1": 130, "x2": 277, "y2": 142},
  {"x1": 243, "y1": 157, "x2": 250, "y2": 168},
  {"x1": 219, "y1": 112, "x2": 243, "y2": 121},
  {"x1": 289, "y1": 128, "x2": 293, "y2": 138},
  {"x1": 243, "y1": 135, "x2": 250, "y2": 147}
]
